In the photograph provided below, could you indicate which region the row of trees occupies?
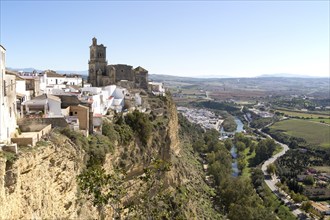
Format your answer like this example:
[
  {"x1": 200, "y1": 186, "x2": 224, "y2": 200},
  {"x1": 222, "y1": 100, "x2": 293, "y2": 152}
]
[
  {"x1": 252, "y1": 138, "x2": 277, "y2": 166},
  {"x1": 251, "y1": 168, "x2": 297, "y2": 220}
]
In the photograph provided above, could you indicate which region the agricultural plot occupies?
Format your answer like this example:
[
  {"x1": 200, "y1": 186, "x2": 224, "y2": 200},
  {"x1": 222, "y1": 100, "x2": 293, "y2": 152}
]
[
  {"x1": 269, "y1": 119, "x2": 330, "y2": 149},
  {"x1": 276, "y1": 110, "x2": 330, "y2": 124}
]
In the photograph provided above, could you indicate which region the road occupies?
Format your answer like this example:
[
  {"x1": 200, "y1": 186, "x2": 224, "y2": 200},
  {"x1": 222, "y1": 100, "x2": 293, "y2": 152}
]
[
  {"x1": 259, "y1": 129, "x2": 307, "y2": 219},
  {"x1": 240, "y1": 108, "x2": 314, "y2": 219}
]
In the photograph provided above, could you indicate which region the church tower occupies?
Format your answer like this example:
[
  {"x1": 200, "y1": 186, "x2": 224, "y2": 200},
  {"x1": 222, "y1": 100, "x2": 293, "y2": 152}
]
[{"x1": 88, "y1": 37, "x2": 108, "y2": 87}]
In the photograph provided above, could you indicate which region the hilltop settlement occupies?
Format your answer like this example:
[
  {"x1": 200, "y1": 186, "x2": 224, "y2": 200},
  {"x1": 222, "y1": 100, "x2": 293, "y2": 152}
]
[{"x1": 0, "y1": 38, "x2": 165, "y2": 152}]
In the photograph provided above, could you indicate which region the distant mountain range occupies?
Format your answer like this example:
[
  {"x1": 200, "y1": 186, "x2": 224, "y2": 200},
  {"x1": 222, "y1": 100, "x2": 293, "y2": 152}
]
[
  {"x1": 7, "y1": 67, "x2": 328, "y2": 79},
  {"x1": 7, "y1": 67, "x2": 88, "y2": 76},
  {"x1": 257, "y1": 73, "x2": 327, "y2": 78}
]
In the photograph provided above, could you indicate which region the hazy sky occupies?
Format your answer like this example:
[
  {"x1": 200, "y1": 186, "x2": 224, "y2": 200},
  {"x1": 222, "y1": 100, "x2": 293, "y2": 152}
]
[{"x1": 1, "y1": 1, "x2": 329, "y2": 77}]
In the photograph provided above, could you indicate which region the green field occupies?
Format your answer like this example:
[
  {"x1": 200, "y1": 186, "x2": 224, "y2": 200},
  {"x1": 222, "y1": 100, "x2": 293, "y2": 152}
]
[
  {"x1": 308, "y1": 118, "x2": 330, "y2": 124},
  {"x1": 270, "y1": 119, "x2": 330, "y2": 148},
  {"x1": 276, "y1": 110, "x2": 330, "y2": 124}
]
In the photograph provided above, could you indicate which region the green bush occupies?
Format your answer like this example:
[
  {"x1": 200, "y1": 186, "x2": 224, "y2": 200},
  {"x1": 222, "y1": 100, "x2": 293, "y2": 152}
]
[
  {"x1": 59, "y1": 127, "x2": 88, "y2": 148},
  {"x1": 87, "y1": 135, "x2": 114, "y2": 167},
  {"x1": 114, "y1": 124, "x2": 134, "y2": 145},
  {"x1": 222, "y1": 116, "x2": 237, "y2": 132},
  {"x1": 125, "y1": 110, "x2": 152, "y2": 145},
  {"x1": 102, "y1": 121, "x2": 120, "y2": 142}
]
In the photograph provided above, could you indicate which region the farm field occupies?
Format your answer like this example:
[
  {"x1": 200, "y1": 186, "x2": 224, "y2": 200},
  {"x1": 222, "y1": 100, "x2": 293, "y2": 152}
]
[
  {"x1": 276, "y1": 110, "x2": 330, "y2": 120},
  {"x1": 269, "y1": 119, "x2": 330, "y2": 149},
  {"x1": 308, "y1": 118, "x2": 330, "y2": 124}
]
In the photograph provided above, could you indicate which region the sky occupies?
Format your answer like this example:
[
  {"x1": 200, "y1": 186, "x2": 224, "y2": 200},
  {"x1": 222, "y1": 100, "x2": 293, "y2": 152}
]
[{"x1": 0, "y1": 0, "x2": 329, "y2": 78}]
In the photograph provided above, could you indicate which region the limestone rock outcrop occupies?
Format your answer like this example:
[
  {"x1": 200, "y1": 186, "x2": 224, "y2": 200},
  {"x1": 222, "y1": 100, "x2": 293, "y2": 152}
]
[{"x1": 0, "y1": 133, "x2": 98, "y2": 219}]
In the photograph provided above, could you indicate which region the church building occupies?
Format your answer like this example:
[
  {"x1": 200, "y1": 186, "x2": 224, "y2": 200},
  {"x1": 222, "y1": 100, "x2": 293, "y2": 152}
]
[{"x1": 88, "y1": 38, "x2": 148, "y2": 89}]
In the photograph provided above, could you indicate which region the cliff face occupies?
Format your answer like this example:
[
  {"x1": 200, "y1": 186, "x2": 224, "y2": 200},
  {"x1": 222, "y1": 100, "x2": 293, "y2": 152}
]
[
  {"x1": 166, "y1": 97, "x2": 180, "y2": 156},
  {"x1": 0, "y1": 133, "x2": 98, "y2": 219},
  {"x1": 0, "y1": 95, "x2": 218, "y2": 219}
]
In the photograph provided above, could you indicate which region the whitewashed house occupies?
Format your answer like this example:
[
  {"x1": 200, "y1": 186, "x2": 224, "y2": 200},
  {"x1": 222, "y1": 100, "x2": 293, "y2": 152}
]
[
  {"x1": 22, "y1": 94, "x2": 62, "y2": 118},
  {"x1": 0, "y1": 45, "x2": 18, "y2": 144},
  {"x1": 148, "y1": 82, "x2": 166, "y2": 96},
  {"x1": 39, "y1": 70, "x2": 83, "y2": 94},
  {"x1": 80, "y1": 85, "x2": 127, "y2": 115}
]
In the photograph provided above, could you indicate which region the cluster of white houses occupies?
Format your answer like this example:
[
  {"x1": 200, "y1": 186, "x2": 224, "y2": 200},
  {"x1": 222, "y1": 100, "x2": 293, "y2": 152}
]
[{"x1": 0, "y1": 44, "x2": 165, "y2": 152}]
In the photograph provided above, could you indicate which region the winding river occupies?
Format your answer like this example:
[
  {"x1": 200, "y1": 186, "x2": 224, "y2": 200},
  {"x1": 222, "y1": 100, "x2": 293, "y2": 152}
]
[{"x1": 220, "y1": 117, "x2": 244, "y2": 177}]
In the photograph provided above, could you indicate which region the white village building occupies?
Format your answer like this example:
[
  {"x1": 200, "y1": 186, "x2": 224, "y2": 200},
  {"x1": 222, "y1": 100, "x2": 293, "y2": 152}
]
[{"x1": 0, "y1": 45, "x2": 18, "y2": 144}]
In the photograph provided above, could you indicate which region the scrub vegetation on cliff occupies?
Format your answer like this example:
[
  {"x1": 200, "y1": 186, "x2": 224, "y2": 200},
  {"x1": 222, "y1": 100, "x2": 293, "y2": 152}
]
[{"x1": 73, "y1": 95, "x2": 223, "y2": 219}]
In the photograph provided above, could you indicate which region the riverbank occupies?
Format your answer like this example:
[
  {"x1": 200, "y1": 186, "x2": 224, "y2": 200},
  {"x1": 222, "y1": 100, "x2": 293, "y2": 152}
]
[{"x1": 220, "y1": 117, "x2": 244, "y2": 177}]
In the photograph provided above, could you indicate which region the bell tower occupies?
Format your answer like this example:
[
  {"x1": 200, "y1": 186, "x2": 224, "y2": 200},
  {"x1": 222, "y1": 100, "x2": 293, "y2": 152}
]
[{"x1": 88, "y1": 37, "x2": 108, "y2": 86}]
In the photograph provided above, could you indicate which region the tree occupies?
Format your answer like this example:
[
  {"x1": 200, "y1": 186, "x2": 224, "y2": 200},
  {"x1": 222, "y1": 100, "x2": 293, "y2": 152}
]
[
  {"x1": 251, "y1": 168, "x2": 264, "y2": 188},
  {"x1": 238, "y1": 157, "x2": 247, "y2": 171},
  {"x1": 303, "y1": 175, "x2": 315, "y2": 185},
  {"x1": 78, "y1": 159, "x2": 173, "y2": 219},
  {"x1": 249, "y1": 142, "x2": 256, "y2": 154},
  {"x1": 301, "y1": 201, "x2": 312, "y2": 212},
  {"x1": 266, "y1": 164, "x2": 277, "y2": 176},
  {"x1": 207, "y1": 152, "x2": 216, "y2": 164},
  {"x1": 218, "y1": 178, "x2": 277, "y2": 220},
  {"x1": 289, "y1": 139, "x2": 298, "y2": 149},
  {"x1": 253, "y1": 138, "x2": 277, "y2": 165},
  {"x1": 224, "y1": 139, "x2": 233, "y2": 151},
  {"x1": 236, "y1": 141, "x2": 246, "y2": 152},
  {"x1": 192, "y1": 139, "x2": 205, "y2": 152},
  {"x1": 78, "y1": 166, "x2": 126, "y2": 219},
  {"x1": 124, "y1": 159, "x2": 174, "y2": 219},
  {"x1": 125, "y1": 110, "x2": 152, "y2": 145}
]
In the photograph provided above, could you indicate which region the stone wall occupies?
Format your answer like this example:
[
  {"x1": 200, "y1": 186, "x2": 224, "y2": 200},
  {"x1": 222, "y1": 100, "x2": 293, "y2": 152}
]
[
  {"x1": 18, "y1": 118, "x2": 68, "y2": 131},
  {"x1": 11, "y1": 124, "x2": 52, "y2": 147},
  {"x1": 112, "y1": 64, "x2": 135, "y2": 82},
  {"x1": 69, "y1": 105, "x2": 89, "y2": 132}
]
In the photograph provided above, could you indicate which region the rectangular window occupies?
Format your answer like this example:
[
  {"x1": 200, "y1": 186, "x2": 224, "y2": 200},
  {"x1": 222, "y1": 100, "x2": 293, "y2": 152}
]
[
  {"x1": 9, "y1": 107, "x2": 12, "y2": 117},
  {"x1": 3, "y1": 80, "x2": 6, "y2": 96}
]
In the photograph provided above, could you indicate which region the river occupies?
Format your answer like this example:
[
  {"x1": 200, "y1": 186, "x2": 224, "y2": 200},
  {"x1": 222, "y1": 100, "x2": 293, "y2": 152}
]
[{"x1": 220, "y1": 117, "x2": 244, "y2": 177}]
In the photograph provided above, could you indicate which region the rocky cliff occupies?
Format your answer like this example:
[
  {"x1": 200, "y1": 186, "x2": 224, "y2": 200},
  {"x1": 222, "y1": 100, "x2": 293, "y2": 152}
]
[
  {"x1": 0, "y1": 95, "x2": 219, "y2": 219},
  {"x1": 0, "y1": 133, "x2": 98, "y2": 219}
]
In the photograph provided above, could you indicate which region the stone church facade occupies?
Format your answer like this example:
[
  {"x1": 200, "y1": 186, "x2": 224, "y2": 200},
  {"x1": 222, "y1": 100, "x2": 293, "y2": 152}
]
[{"x1": 88, "y1": 38, "x2": 148, "y2": 89}]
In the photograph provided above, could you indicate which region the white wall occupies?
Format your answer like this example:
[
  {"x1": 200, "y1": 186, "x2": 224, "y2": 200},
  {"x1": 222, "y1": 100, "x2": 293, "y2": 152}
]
[
  {"x1": 81, "y1": 87, "x2": 102, "y2": 95},
  {"x1": 16, "y1": 80, "x2": 31, "y2": 101},
  {"x1": 0, "y1": 46, "x2": 5, "y2": 143},
  {"x1": 39, "y1": 73, "x2": 82, "y2": 93},
  {"x1": 48, "y1": 98, "x2": 62, "y2": 117},
  {"x1": 113, "y1": 87, "x2": 126, "y2": 99},
  {"x1": 1, "y1": 73, "x2": 17, "y2": 143},
  {"x1": 135, "y1": 93, "x2": 142, "y2": 106},
  {"x1": 103, "y1": 85, "x2": 116, "y2": 96},
  {"x1": 65, "y1": 77, "x2": 82, "y2": 85}
]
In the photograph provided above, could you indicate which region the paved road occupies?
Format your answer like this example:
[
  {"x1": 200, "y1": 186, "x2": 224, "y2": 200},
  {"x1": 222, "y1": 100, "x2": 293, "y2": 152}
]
[{"x1": 259, "y1": 129, "x2": 307, "y2": 218}]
